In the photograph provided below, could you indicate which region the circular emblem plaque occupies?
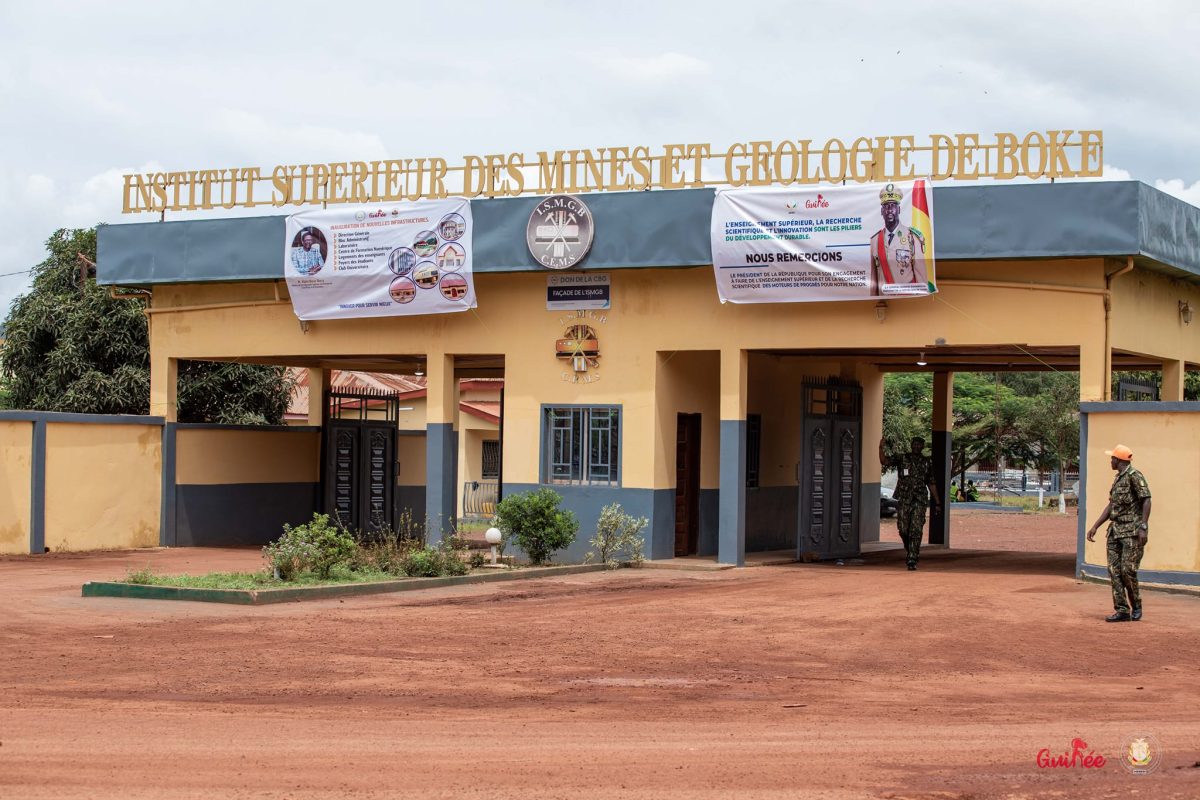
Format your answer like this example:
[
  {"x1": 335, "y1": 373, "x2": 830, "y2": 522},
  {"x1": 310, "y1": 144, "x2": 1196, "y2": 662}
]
[{"x1": 526, "y1": 194, "x2": 594, "y2": 270}]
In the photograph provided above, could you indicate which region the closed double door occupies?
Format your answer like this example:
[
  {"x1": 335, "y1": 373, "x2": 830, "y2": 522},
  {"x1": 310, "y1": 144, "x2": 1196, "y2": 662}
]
[
  {"x1": 322, "y1": 421, "x2": 397, "y2": 534},
  {"x1": 797, "y1": 380, "x2": 862, "y2": 560}
]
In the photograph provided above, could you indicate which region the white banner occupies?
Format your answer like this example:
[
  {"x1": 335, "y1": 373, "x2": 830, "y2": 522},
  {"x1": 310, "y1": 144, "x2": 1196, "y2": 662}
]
[
  {"x1": 711, "y1": 180, "x2": 936, "y2": 303},
  {"x1": 284, "y1": 198, "x2": 475, "y2": 320}
]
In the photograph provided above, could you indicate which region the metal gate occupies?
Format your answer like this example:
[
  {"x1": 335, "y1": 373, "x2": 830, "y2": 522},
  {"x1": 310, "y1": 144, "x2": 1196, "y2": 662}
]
[
  {"x1": 322, "y1": 389, "x2": 399, "y2": 535},
  {"x1": 798, "y1": 378, "x2": 862, "y2": 560}
]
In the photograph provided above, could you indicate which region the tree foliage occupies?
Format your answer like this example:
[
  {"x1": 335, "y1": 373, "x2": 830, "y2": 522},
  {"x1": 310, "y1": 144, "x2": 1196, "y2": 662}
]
[
  {"x1": 882, "y1": 370, "x2": 1082, "y2": 480},
  {"x1": 1, "y1": 227, "x2": 294, "y2": 423},
  {"x1": 1111, "y1": 369, "x2": 1200, "y2": 401}
]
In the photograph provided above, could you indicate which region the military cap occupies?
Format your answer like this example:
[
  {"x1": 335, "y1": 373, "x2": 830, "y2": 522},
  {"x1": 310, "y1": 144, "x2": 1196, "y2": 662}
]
[{"x1": 879, "y1": 183, "x2": 903, "y2": 204}]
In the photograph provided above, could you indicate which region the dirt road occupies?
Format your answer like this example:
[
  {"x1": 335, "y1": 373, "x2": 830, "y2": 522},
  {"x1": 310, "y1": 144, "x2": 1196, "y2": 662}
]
[{"x1": 1, "y1": 514, "x2": 1197, "y2": 799}]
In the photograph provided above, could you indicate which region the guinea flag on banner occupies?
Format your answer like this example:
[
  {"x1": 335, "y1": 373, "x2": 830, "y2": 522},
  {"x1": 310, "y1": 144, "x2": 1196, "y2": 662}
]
[{"x1": 911, "y1": 178, "x2": 936, "y2": 293}]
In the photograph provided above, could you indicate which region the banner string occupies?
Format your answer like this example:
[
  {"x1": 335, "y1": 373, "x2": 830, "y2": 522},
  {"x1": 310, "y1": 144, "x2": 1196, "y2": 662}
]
[{"x1": 931, "y1": 292, "x2": 1070, "y2": 375}]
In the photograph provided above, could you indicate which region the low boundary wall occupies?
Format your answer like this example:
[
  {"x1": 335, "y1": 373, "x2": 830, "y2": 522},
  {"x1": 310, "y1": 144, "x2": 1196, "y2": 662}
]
[{"x1": 1078, "y1": 402, "x2": 1200, "y2": 587}]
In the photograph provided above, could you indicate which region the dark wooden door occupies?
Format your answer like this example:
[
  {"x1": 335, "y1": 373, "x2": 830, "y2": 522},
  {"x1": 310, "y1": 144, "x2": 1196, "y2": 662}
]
[
  {"x1": 323, "y1": 420, "x2": 396, "y2": 535},
  {"x1": 674, "y1": 413, "x2": 701, "y2": 556},
  {"x1": 798, "y1": 380, "x2": 861, "y2": 560}
]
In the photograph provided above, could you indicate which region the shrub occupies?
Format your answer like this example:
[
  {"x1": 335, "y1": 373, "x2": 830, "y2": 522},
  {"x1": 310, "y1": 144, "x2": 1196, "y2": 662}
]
[
  {"x1": 263, "y1": 513, "x2": 357, "y2": 580},
  {"x1": 126, "y1": 565, "x2": 156, "y2": 584},
  {"x1": 400, "y1": 538, "x2": 468, "y2": 577},
  {"x1": 587, "y1": 503, "x2": 648, "y2": 568},
  {"x1": 349, "y1": 535, "x2": 420, "y2": 576},
  {"x1": 469, "y1": 551, "x2": 486, "y2": 569},
  {"x1": 494, "y1": 488, "x2": 578, "y2": 565},
  {"x1": 401, "y1": 546, "x2": 444, "y2": 577}
]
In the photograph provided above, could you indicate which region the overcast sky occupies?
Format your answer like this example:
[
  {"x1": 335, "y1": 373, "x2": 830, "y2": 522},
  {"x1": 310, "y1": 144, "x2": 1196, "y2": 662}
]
[{"x1": 2, "y1": 0, "x2": 1198, "y2": 316}]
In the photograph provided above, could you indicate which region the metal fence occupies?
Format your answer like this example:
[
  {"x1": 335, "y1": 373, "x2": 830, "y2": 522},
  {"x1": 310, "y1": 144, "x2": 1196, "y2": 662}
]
[{"x1": 462, "y1": 480, "x2": 499, "y2": 517}]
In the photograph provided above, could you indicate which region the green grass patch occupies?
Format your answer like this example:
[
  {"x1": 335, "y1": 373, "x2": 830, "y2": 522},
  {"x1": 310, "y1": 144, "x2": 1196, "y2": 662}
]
[{"x1": 123, "y1": 565, "x2": 403, "y2": 590}]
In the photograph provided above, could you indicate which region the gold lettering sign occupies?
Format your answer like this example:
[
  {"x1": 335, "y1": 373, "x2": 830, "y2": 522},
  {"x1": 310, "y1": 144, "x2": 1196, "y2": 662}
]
[{"x1": 121, "y1": 130, "x2": 1103, "y2": 214}]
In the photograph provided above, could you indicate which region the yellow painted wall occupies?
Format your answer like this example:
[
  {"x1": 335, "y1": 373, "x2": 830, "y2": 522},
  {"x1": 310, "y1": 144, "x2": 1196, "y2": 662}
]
[
  {"x1": 149, "y1": 259, "x2": 1110, "y2": 490},
  {"x1": 1110, "y1": 268, "x2": 1200, "y2": 364},
  {"x1": 397, "y1": 434, "x2": 426, "y2": 485},
  {"x1": 397, "y1": 396, "x2": 427, "y2": 431},
  {"x1": 1083, "y1": 411, "x2": 1200, "y2": 573},
  {"x1": 0, "y1": 421, "x2": 33, "y2": 554},
  {"x1": 43, "y1": 423, "x2": 161, "y2": 551},
  {"x1": 176, "y1": 428, "x2": 319, "y2": 485}
]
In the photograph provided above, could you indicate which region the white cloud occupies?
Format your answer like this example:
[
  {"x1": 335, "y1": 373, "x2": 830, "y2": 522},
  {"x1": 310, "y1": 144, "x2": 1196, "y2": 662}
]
[
  {"x1": 23, "y1": 174, "x2": 55, "y2": 203},
  {"x1": 596, "y1": 52, "x2": 712, "y2": 84},
  {"x1": 1101, "y1": 164, "x2": 1133, "y2": 181}
]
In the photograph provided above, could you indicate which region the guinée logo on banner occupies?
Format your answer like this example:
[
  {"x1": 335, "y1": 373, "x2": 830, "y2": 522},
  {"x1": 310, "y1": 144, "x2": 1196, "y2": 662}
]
[{"x1": 805, "y1": 193, "x2": 830, "y2": 209}]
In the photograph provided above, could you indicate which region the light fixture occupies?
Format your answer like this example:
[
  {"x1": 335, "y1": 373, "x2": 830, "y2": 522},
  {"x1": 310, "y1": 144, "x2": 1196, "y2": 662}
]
[
  {"x1": 1181, "y1": 300, "x2": 1194, "y2": 325},
  {"x1": 916, "y1": 351, "x2": 927, "y2": 366},
  {"x1": 874, "y1": 300, "x2": 888, "y2": 322}
]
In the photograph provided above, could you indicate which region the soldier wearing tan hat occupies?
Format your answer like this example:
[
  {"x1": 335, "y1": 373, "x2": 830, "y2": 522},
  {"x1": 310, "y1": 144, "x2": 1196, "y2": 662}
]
[{"x1": 1086, "y1": 444, "x2": 1152, "y2": 622}]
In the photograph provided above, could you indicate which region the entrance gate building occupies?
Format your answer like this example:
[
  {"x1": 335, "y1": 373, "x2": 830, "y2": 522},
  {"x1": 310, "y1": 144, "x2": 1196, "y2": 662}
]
[{"x1": 90, "y1": 180, "x2": 1200, "y2": 581}]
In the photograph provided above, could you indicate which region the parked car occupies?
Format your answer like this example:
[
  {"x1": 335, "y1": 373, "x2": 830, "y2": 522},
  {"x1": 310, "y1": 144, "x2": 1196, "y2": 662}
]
[{"x1": 880, "y1": 486, "x2": 898, "y2": 517}]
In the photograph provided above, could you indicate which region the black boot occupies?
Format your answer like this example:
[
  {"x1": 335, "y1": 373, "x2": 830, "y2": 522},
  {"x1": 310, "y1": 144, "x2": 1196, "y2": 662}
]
[
  {"x1": 1106, "y1": 611, "x2": 1132, "y2": 622},
  {"x1": 1131, "y1": 607, "x2": 1142, "y2": 621}
]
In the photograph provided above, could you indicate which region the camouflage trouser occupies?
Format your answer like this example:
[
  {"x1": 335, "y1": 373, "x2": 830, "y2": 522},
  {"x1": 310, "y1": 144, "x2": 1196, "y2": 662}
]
[
  {"x1": 898, "y1": 503, "x2": 928, "y2": 565},
  {"x1": 1107, "y1": 535, "x2": 1144, "y2": 614}
]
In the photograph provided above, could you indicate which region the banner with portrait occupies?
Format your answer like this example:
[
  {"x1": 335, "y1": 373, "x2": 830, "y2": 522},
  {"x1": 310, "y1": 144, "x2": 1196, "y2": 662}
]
[
  {"x1": 284, "y1": 198, "x2": 475, "y2": 320},
  {"x1": 710, "y1": 180, "x2": 936, "y2": 304}
]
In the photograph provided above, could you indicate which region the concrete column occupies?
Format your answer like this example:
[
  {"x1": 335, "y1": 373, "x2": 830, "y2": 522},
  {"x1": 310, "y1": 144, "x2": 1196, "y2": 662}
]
[
  {"x1": 929, "y1": 370, "x2": 953, "y2": 546},
  {"x1": 1162, "y1": 359, "x2": 1185, "y2": 401},
  {"x1": 1079, "y1": 339, "x2": 1109, "y2": 403},
  {"x1": 718, "y1": 348, "x2": 747, "y2": 566},
  {"x1": 424, "y1": 353, "x2": 457, "y2": 543},
  {"x1": 306, "y1": 368, "x2": 330, "y2": 425},
  {"x1": 859, "y1": 365, "x2": 884, "y2": 544},
  {"x1": 150, "y1": 352, "x2": 178, "y2": 422}
]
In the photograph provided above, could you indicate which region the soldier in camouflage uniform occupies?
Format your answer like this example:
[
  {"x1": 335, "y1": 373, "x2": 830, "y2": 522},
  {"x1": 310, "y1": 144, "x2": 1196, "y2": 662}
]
[
  {"x1": 880, "y1": 437, "x2": 941, "y2": 570},
  {"x1": 1087, "y1": 444, "x2": 1152, "y2": 622}
]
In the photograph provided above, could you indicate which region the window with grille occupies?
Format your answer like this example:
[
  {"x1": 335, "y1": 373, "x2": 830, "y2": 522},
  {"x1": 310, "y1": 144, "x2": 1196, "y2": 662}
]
[
  {"x1": 481, "y1": 440, "x2": 500, "y2": 480},
  {"x1": 542, "y1": 406, "x2": 620, "y2": 486},
  {"x1": 746, "y1": 413, "x2": 762, "y2": 488}
]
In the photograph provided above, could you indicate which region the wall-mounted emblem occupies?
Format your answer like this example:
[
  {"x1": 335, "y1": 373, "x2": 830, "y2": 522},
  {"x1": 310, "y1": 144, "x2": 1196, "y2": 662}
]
[
  {"x1": 556, "y1": 324, "x2": 600, "y2": 378},
  {"x1": 527, "y1": 194, "x2": 594, "y2": 270}
]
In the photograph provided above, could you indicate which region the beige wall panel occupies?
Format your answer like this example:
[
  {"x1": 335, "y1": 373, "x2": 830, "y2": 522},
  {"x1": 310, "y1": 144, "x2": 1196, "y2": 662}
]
[
  {"x1": 1083, "y1": 412, "x2": 1200, "y2": 573},
  {"x1": 0, "y1": 421, "x2": 33, "y2": 554},
  {"x1": 1110, "y1": 269, "x2": 1200, "y2": 364},
  {"x1": 151, "y1": 264, "x2": 1107, "y2": 365},
  {"x1": 44, "y1": 423, "x2": 161, "y2": 551},
  {"x1": 397, "y1": 434, "x2": 426, "y2": 485},
  {"x1": 397, "y1": 397, "x2": 427, "y2": 431},
  {"x1": 176, "y1": 428, "x2": 319, "y2": 485}
]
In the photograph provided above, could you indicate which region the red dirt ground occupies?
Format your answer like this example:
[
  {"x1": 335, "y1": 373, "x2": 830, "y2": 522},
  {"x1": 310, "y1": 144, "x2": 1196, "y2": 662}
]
[{"x1": 1, "y1": 511, "x2": 1198, "y2": 800}]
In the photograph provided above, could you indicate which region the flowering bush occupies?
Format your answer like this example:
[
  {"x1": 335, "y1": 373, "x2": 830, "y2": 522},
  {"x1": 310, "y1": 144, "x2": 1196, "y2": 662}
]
[
  {"x1": 263, "y1": 513, "x2": 357, "y2": 580},
  {"x1": 587, "y1": 503, "x2": 647, "y2": 568}
]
